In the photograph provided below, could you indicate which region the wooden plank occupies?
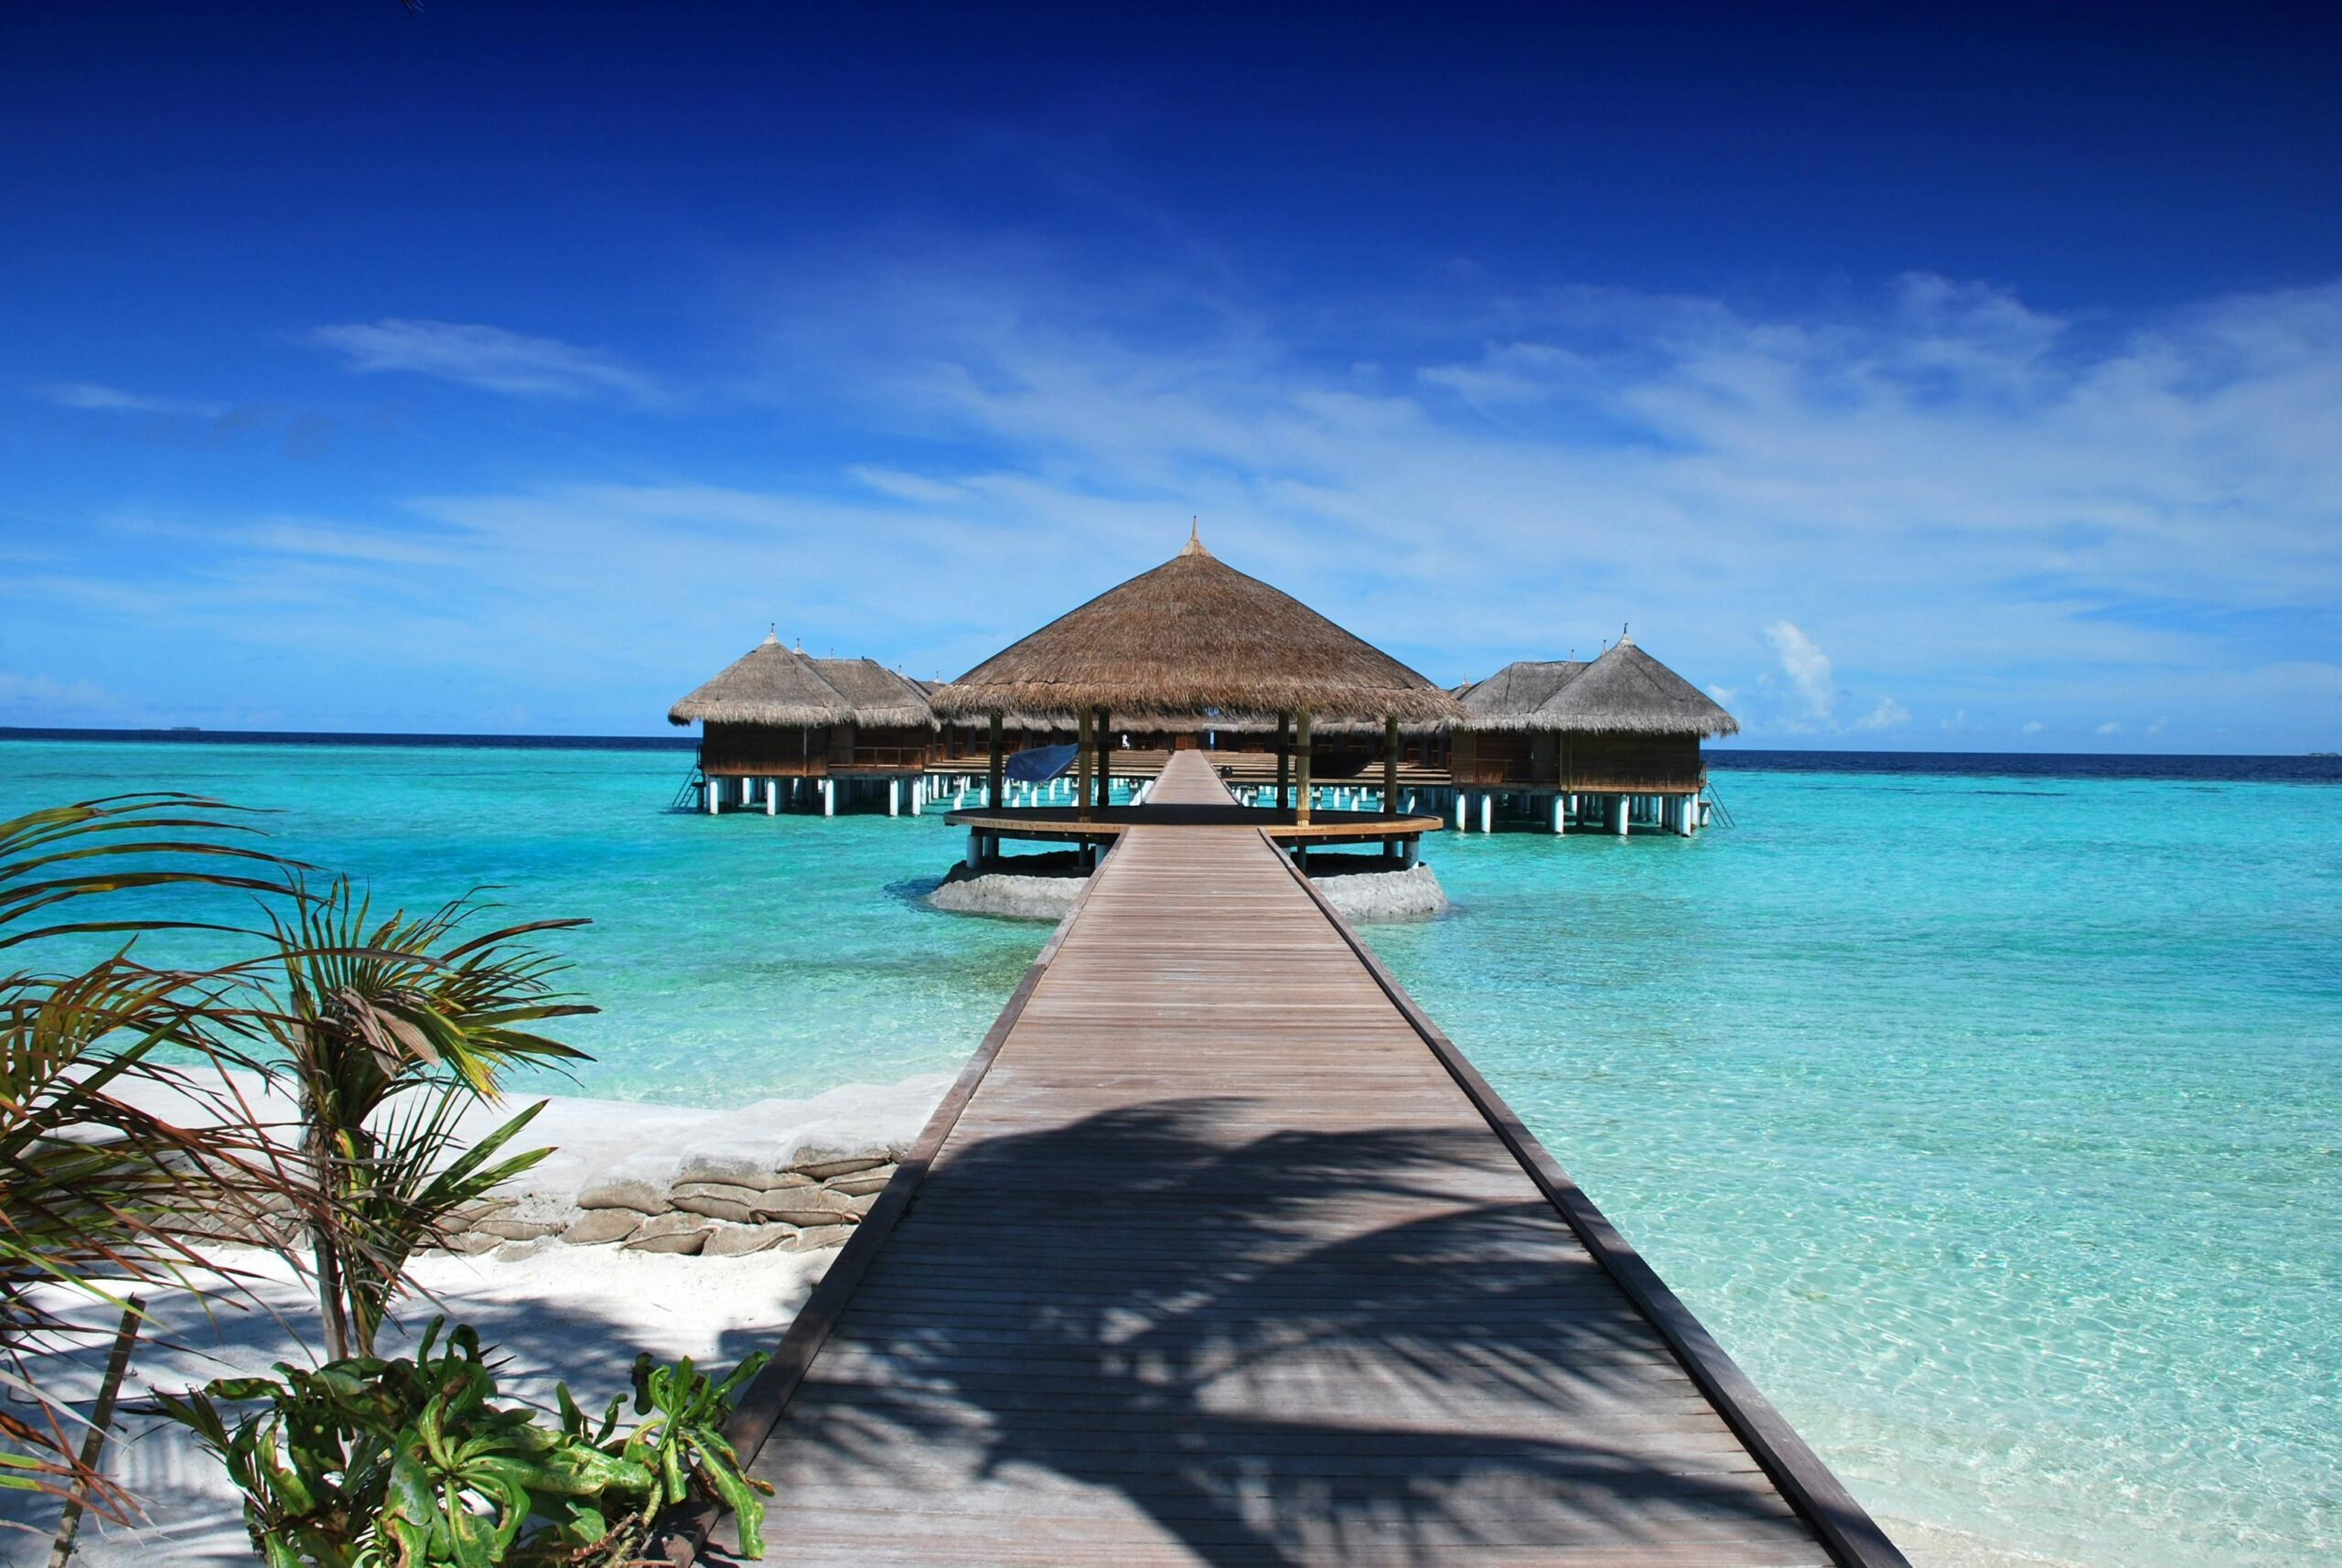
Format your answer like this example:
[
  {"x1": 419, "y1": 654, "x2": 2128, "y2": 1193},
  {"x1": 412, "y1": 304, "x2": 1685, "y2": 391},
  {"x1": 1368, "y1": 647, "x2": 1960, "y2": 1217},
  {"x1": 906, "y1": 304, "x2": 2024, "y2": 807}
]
[{"x1": 672, "y1": 752, "x2": 1903, "y2": 1567}]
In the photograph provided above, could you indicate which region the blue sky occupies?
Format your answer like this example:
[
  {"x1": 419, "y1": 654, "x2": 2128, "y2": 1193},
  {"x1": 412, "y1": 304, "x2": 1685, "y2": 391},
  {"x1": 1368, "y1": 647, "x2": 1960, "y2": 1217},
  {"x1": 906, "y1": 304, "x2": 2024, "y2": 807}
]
[{"x1": 3, "y1": 2, "x2": 2338, "y2": 749}]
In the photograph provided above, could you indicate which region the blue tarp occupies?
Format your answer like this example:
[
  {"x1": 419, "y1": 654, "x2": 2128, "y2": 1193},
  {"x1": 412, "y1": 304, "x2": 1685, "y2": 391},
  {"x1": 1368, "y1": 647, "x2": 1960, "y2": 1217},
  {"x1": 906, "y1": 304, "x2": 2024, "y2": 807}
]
[{"x1": 1004, "y1": 743, "x2": 1080, "y2": 783}]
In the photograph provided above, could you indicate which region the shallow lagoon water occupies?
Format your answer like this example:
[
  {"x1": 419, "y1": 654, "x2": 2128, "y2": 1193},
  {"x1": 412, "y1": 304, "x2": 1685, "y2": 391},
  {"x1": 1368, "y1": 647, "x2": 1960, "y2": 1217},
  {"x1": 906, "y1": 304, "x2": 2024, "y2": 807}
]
[{"x1": 3, "y1": 739, "x2": 2335, "y2": 1566}]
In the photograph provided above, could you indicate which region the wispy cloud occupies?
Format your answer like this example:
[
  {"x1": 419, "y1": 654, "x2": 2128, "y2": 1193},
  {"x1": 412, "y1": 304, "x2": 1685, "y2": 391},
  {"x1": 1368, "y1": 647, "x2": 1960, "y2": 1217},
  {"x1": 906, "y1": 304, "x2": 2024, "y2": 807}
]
[
  {"x1": 36, "y1": 381, "x2": 225, "y2": 417},
  {"x1": 308, "y1": 319, "x2": 659, "y2": 402}
]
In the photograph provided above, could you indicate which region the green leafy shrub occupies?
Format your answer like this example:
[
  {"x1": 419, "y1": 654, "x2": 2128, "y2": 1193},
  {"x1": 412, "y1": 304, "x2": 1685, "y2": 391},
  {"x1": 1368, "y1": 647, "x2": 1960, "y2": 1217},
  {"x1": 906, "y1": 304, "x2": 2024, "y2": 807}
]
[{"x1": 156, "y1": 1319, "x2": 771, "y2": 1567}]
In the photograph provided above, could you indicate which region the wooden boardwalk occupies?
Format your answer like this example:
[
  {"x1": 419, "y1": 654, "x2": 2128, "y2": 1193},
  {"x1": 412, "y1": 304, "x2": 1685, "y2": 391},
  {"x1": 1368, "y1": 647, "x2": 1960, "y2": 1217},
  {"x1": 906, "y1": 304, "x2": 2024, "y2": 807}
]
[{"x1": 699, "y1": 752, "x2": 1906, "y2": 1567}]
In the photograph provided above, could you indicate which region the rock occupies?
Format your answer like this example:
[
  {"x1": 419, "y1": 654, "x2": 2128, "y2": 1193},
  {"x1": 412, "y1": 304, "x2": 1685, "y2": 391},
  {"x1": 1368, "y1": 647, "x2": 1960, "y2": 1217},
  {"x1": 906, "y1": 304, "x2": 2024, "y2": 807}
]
[
  {"x1": 703, "y1": 1223, "x2": 792, "y2": 1258},
  {"x1": 826, "y1": 1167, "x2": 897, "y2": 1197},
  {"x1": 576, "y1": 1176, "x2": 672, "y2": 1215},
  {"x1": 794, "y1": 1154, "x2": 890, "y2": 1180},
  {"x1": 561, "y1": 1210, "x2": 645, "y2": 1246},
  {"x1": 785, "y1": 1224, "x2": 856, "y2": 1251},
  {"x1": 1314, "y1": 863, "x2": 1448, "y2": 922},
  {"x1": 929, "y1": 870, "x2": 1083, "y2": 921}
]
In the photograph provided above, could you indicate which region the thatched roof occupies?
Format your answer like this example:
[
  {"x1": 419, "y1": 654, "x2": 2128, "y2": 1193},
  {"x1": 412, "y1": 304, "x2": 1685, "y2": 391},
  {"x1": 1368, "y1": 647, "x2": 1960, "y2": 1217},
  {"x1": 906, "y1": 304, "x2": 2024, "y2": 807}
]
[
  {"x1": 1464, "y1": 638, "x2": 1737, "y2": 737},
  {"x1": 929, "y1": 532, "x2": 1466, "y2": 724},
  {"x1": 668, "y1": 633, "x2": 853, "y2": 727},
  {"x1": 808, "y1": 658, "x2": 937, "y2": 729},
  {"x1": 1456, "y1": 661, "x2": 1587, "y2": 729}
]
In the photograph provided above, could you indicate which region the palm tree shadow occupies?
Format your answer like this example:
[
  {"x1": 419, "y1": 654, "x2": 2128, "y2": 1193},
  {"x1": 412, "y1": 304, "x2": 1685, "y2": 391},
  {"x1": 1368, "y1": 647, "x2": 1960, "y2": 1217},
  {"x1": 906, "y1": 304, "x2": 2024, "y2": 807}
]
[{"x1": 728, "y1": 1101, "x2": 1811, "y2": 1565}]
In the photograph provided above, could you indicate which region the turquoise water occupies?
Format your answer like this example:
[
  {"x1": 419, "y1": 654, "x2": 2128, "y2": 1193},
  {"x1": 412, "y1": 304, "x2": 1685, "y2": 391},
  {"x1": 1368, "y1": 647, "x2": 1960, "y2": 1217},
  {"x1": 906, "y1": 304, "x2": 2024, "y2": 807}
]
[{"x1": 3, "y1": 741, "x2": 2335, "y2": 1566}]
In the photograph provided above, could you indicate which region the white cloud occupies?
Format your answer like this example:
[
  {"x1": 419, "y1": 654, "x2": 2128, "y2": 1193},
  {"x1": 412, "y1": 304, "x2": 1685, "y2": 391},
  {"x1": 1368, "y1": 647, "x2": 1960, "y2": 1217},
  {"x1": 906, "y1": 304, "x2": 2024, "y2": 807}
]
[
  {"x1": 1850, "y1": 697, "x2": 1911, "y2": 732},
  {"x1": 2146, "y1": 715, "x2": 2168, "y2": 736},
  {"x1": 37, "y1": 381, "x2": 225, "y2": 417},
  {"x1": 2022, "y1": 720, "x2": 2046, "y2": 734},
  {"x1": 308, "y1": 320, "x2": 658, "y2": 402},
  {"x1": 1764, "y1": 620, "x2": 1836, "y2": 722},
  {"x1": 2096, "y1": 721, "x2": 2124, "y2": 735}
]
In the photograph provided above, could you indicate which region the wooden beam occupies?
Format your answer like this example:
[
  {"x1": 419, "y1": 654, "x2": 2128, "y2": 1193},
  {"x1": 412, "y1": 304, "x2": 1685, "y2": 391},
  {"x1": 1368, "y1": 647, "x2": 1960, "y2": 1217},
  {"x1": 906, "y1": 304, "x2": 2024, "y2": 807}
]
[{"x1": 986, "y1": 714, "x2": 1004, "y2": 810}]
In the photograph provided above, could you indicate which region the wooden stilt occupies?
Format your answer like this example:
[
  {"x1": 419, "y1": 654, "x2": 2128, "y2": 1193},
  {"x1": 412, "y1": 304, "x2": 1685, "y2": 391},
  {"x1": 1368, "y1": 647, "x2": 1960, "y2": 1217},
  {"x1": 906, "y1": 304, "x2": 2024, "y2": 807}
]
[
  {"x1": 986, "y1": 714, "x2": 1004, "y2": 811},
  {"x1": 1383, "y1": 717, "x2": 1400, "y2": 819},
  {"x1": 1276, "y1": 714, "x2": 1291, "y2": 810},
  {"x1": 1294, "y1": 710, "x2": 1314, "y2": 826},
  {"x1": 1094, "y1": 707, "x2": 1112, "y2": 811},
  {"x1": 1076, "y1": 710, "x2": 1093, "y2": 822}
]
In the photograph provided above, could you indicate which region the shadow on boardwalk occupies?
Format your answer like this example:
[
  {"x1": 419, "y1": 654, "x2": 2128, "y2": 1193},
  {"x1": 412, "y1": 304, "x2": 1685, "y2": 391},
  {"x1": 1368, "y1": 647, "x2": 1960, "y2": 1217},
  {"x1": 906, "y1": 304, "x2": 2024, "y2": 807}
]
[{"x1": 739, "y1": 1101, "x2": 1814, "y2": 1566}]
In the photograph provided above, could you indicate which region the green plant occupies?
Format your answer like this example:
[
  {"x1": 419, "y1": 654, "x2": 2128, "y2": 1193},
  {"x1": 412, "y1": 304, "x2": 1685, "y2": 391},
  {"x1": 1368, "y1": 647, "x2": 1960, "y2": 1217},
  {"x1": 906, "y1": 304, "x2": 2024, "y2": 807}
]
[
  {"x1": 0, "y1": 795, "x2": 308, "y2": 1526},
  {"x1": 156, "y1": 1319, "x2": 772, "y2": 1567},
  {"x1": 257, "y1": 878, "x2": 594, "y2": 1358}
]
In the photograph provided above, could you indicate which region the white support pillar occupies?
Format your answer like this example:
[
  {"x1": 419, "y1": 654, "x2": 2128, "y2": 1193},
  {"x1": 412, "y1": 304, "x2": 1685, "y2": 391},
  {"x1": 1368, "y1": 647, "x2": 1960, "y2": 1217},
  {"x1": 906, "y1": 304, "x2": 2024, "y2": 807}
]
[
  {"x1": 1479, "y1": 792, "x2": 1493, "y2": 834},
  {"x1": 1454, "y1": 791, "x2": 1467, "y2": 831},
  {"x1": 704, "y1": 773, "x2": 720, "y2": 815},
  {"x1": 822, "y1": 779, "x2": 835, "y2": 818},
  {"x1": 764, "y1": 778, "x2": 777, "y2": 816},
  {"x1": 1551, "y1": 793, "x2": 1565, "y2": 834},
  {"x1": 966, "y1": 828, "x2": 982, "y2": 869},
  {"x1": 1614, "y1": 793, "x2": 1629, "y2": 836},
  {"x1": 887, "y1": 779, "x2": 900, "y2": 817}
]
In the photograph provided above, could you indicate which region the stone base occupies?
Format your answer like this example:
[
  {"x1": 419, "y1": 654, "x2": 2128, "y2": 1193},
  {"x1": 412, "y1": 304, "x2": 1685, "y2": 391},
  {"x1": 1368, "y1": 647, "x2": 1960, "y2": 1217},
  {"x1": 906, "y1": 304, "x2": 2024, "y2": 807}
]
[{"x1": 929, "y1": 856, "x2": 1446, "y2": 923}]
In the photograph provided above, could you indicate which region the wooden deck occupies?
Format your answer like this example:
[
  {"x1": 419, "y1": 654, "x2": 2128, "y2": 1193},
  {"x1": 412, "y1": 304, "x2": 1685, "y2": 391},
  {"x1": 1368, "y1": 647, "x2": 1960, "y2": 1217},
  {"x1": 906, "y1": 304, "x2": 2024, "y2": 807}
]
[{"x1": 692, "y1": 752, "x2": 1906, "y2": 1567}]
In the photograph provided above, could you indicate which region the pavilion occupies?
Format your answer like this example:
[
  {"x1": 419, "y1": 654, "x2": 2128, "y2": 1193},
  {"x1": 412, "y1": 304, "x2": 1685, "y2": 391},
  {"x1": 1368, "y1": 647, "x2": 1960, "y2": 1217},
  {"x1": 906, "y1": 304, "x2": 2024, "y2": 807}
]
[
  {"x1": 1451, "y1": 633, "x2": 1739, "y2": 834},
  {"x1": 928, "y1": 529, "x2": 1463, "y2": 867},
  {"x1": 668, "y1": 633, "x2": 939, "y2": 818}
]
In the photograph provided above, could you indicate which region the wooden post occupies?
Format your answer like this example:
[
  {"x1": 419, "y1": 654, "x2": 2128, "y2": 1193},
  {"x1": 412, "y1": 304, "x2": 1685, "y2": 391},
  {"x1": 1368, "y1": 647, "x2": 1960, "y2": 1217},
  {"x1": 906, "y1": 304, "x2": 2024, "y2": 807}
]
[
  {"x1": 1384, "y1": 717, "x2": 1400, "y2": 817},
  {"x1": 1295, "y1": 710, "x2": 1314, "y2": 826},
  {"x1": 1076, "y1": 709, "x2": 1094, "y2": 821},
  {"x1": 1276, "y1": 714, "x2": 1291, "y2": 810},
  {"x1": 1094, "y1": 707, "x2": 1112, "y2": 811},
  {"x1": 986, "y1": 714, "x2": 1004, "y2": 810}
]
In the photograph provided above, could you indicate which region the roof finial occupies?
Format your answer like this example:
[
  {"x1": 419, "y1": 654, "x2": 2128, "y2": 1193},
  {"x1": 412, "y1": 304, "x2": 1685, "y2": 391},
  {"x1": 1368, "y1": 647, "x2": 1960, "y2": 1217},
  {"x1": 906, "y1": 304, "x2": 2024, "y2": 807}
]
[
  {"x1": 1180, "y1": 516, "x2": 1207, "y2": 557},
  {"x1": 1618, "y1": 621, "x2": 1634, "y2": 648},
  {"x1": 761, "y1": 625, "x2": 779, "y2": 646}
]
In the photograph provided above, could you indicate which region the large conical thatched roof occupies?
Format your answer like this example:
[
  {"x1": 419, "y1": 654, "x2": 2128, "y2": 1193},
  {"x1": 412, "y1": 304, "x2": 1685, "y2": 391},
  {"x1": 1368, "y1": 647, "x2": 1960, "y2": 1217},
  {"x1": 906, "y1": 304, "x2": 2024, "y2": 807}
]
[
  {"x1": 1457, "y1": 660, "x2": 1588, "y2": 730},
  {"x1": 668, "y1": 633, "x2": 853, "y2": 726},
  {"x1": 929, "y1": 532, "x2": 1465, "y2": 724},
  {"x1": 1531, "y1": 636, "x2": 1738, "y2": 736},
  {"x1": 809, "y1": 658, "x2": 937, "y2": 728}
]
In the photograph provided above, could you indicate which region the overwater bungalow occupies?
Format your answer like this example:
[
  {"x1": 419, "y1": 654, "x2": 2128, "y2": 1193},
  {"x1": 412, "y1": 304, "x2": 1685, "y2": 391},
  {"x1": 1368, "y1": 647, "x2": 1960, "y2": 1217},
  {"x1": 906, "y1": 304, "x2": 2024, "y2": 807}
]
[
  {"x1": 1450, "y1": 634, "x2": 1737, "y2": 833},
  {"x1": 668, "y1": 633, "x2": 938, "y2": 817},
  {"x1": 929, "y1": 529, "x2": 1463, "y2": 867}
]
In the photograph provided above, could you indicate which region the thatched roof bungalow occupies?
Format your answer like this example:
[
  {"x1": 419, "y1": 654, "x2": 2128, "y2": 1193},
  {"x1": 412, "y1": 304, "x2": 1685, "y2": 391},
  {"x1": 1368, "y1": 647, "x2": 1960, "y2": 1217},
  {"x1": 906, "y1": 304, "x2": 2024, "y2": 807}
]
[
  {"x1": 930, "y1": 530, "x2": 1463, "y2": 822},
  {"x1": 1453, "y1": 635, "x2": 1736, "y2": 799},
  {"x1": 669, "y1": 634, "x2": 938, "y2": 816}
]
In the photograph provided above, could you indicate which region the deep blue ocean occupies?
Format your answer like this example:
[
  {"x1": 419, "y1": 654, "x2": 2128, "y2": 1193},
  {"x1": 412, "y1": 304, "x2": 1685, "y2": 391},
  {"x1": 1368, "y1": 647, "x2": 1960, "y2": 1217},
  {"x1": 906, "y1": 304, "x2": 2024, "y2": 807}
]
[{"x1": 2, "y1": 735, "x2": 2334, "y2": 1568}]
